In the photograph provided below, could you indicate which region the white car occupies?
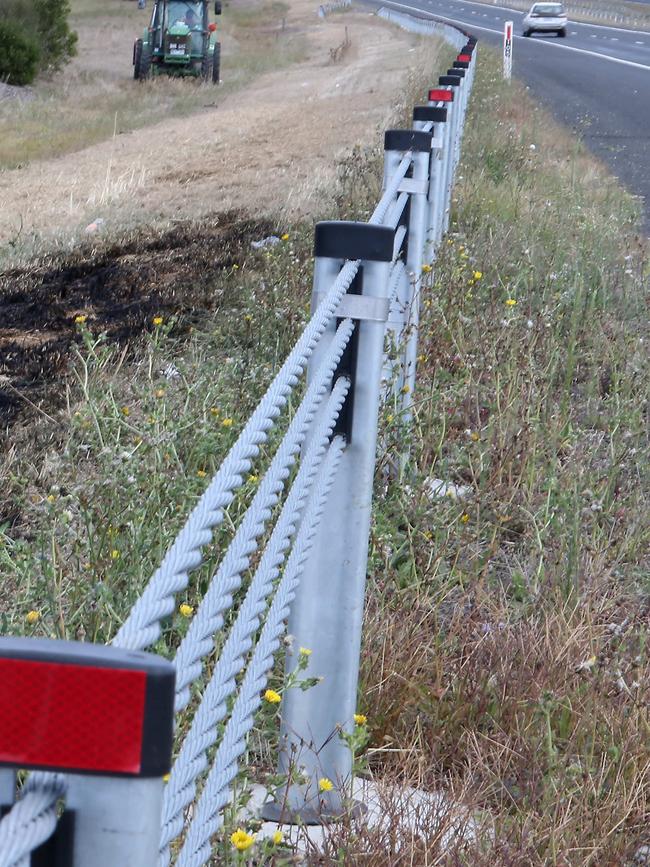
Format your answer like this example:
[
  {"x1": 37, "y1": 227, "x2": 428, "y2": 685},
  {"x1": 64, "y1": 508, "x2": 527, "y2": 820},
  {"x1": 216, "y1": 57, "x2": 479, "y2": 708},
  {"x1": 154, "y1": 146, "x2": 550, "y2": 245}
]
[{"x1": 522, "y1": 2, "x2": 568, "y2": 37}]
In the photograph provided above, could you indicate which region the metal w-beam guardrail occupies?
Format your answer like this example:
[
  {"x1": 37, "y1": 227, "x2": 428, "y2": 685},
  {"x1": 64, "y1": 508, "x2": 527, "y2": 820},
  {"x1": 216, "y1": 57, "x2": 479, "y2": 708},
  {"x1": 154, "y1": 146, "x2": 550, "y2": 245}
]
[{"x1": 0, "y1": 11, "x2": 476, "y2": 866}]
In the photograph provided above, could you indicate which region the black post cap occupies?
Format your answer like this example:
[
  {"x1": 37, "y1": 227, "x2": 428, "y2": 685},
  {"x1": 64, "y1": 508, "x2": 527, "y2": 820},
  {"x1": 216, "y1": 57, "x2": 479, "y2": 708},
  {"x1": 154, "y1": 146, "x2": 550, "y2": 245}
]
[
  {"x1": 413, "y1": 106, "x2": 448, "y2": 124},
  {"x1": 439, "y1": 75, "x2": 462, "y2": 86},
  {"x1": 384, "y1": 129, "x2": 433, "y2": 153},
  {"x1": 314, "y1": 221, "x2": 394, "y2": 262},
  {"x1": 453, "y1": 60, "x2": 470, "y2": 69},
  {"x1": 447, "y1": 68, "x2": 466, "y2": 77}
]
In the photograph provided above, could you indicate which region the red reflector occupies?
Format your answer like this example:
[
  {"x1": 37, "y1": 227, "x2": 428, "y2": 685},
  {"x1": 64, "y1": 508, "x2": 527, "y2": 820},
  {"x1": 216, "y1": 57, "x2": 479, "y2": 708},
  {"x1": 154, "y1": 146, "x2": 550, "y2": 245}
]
[
  {"x1": 457, "y1": 54, "x2": 471, "y2": 62},
  {"x1": 428, "y1": 89, "x2": 453, "y2": 102},
  {"x1": 0, "y1": 659, "x2": 146, "y2": 774}
]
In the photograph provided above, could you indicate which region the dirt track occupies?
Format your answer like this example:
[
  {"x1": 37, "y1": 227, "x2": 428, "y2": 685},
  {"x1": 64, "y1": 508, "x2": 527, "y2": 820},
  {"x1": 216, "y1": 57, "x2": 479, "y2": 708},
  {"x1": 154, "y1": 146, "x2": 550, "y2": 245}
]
[{"x1": 0, "y1": 1, "x2": 428, "y2": 249}]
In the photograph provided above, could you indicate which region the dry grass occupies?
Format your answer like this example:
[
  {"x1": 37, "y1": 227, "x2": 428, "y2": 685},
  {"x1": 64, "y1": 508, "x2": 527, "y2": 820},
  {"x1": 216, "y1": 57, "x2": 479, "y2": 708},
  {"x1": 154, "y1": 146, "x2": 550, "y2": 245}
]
[{"x1": 0, "y1": 0, "x2": 306, "y2": 169}]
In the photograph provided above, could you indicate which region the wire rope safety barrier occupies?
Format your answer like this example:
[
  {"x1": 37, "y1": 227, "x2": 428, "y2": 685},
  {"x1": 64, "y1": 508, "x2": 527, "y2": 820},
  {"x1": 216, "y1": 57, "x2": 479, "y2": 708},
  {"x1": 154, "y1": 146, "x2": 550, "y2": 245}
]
[{"x1": 0, "y1": 14, "x2": 477, "y2": 867}]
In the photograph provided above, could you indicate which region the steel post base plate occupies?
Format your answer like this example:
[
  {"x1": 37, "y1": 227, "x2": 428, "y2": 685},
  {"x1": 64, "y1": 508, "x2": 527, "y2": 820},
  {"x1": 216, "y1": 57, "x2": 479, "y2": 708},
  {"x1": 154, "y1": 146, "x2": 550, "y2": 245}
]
[{"x1": 260, "y1": 798, "x2": 366, "y2": 826}]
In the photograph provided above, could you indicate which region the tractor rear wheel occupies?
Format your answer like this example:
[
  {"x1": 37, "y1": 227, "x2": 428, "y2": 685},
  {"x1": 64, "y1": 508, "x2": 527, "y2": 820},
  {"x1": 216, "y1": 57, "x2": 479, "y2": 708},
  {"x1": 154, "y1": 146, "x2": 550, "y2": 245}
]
[
  {"x1": 212, "y1": 42, "x2": 221, "y2": 83},
  {"x1": 133, "y1": 39, "x2": 143, "y2": 79},
  {"x1": 134, "y1": 40, "x2": 151, "y2": 80}
]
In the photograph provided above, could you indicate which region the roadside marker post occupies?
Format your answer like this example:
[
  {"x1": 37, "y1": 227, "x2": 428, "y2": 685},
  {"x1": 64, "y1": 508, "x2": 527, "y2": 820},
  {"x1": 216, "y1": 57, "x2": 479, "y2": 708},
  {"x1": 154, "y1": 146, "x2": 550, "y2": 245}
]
[
  {"x1": 503, "y1": 20, "x2": 513, "y2": 79},
  {"x1": 0, "y1": 638, "x2": 175, "y2": 866}
]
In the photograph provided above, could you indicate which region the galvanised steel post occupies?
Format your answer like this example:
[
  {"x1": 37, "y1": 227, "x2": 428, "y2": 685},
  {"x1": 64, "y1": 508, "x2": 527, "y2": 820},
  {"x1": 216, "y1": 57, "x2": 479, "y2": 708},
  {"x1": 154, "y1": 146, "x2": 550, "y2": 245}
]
[
  {"x1": 0, "y1": 638, "x2": 175, "y2": 867},
  {"x1": 437, "y1": 74, "x2": 463, "y2": 233},
  {"x1": 396, "y1": 133, "x2": 433, "y2": 417},
  {"x1": 270, "y1": 221, "x2": 394, "y2": 823},
  {"x1": 413, "y1": 106, "x2": 448, "y2": 258},
  {"x1": 382, "y1": 130, "x2": 432, "y2": 409},
  {"x1": 65, "y1": 777, "x2": 165, "y2": 866},
  {"x1": 426, "y1": 88, "x2": 454, "y2": 249},
  {"x1": 381, "y1": 138, "x2": 410, "y2": 399},
  {"x1": 0, "y1": 770, "x2": 14, "y2": 813}
]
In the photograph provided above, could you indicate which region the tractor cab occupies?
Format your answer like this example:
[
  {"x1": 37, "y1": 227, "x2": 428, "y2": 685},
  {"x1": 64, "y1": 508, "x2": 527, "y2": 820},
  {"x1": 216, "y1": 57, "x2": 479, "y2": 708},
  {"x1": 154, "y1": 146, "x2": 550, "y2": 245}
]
[{"x1": 133, "y1": 0, "x2": 222, "y2": 82}]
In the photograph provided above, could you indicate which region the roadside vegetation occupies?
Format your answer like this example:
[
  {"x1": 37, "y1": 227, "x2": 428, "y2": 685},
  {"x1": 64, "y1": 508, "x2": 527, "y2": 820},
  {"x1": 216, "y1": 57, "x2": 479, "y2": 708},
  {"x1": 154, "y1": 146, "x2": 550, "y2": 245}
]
[
  {"x1": 1, "y1": 40, "x2": 648, "y2": 866},
  {"x1": 0, "y1": 0, "x2": 305, "y2": 169}
]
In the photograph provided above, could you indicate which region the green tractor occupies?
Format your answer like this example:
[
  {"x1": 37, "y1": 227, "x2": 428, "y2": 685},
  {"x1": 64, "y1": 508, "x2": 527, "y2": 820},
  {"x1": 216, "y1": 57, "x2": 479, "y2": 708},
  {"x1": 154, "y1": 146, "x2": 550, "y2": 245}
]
[{"x1": 133, "y1": 0, "x2": 222, "y2": 82}]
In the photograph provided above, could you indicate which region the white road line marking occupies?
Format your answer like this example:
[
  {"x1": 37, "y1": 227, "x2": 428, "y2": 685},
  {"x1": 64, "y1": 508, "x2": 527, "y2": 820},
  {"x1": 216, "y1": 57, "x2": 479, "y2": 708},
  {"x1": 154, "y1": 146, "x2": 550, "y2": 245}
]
[
  {"x1": 378, "y1": 0, "x2": 650, "y2": 71},
  {"x1": 417, "y1": 0, "x2": 650, "y2": 36}
]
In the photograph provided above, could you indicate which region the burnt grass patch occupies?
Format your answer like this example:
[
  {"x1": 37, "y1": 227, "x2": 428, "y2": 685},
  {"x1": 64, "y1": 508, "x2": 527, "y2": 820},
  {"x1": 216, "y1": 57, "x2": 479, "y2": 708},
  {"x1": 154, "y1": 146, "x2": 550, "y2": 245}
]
[{"x1": 0, "y1": 212, "x2": 276, "y2": 432}]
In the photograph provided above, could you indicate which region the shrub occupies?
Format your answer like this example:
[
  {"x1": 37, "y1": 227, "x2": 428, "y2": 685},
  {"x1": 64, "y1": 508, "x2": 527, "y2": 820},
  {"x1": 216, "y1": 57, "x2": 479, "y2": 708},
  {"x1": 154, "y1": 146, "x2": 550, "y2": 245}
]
[
  {"x1": 0, "y1": 0, "x2": 77, "y2": 83},
  {"x1": 35, "y1": 0, "x2": 78, "y2": 72},
  {"x1": 0, "y1": 19, "x2": 40, "y2": 86}
]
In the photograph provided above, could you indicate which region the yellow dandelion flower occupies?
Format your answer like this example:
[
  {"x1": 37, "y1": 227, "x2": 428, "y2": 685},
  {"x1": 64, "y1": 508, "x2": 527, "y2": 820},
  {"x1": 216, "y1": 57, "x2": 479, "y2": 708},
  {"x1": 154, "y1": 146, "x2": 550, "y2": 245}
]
[
  {"x1": 110, "y1": 549, "x2": 120, "y2": 560},
  {"x1": 74, "y1": 314, "x2": 87, "y2": 325},
  {"x1": 197, "y1": 470, "x2": 207, "y2": 478},
  {"x1": 318, "y1": 777, "x2": 334, "y2": 792},
  {"x1": 299, "y1": 647, "x2": 312, "y2": 656},
  {"x1": 264, "y1": 689, "x2": 281, "y2": 704},
  {"x1": 179, "y1": 603, "x2": 194, "y2": 617},
  {"x1": 354, "y1": 713, "x2": 367, "y2": 725},
  {"x1": 210, "y1": 406, "x2": 220, "y2": 416},
  {"x1": 401, "y1": 384, "x2": 410, "y2": 394},
  {"x1": 153, "y1": 316, "x2": 164, "y2": 326},
  {"x1": 417, "y1": 354, "x2": 427, "y2": 363},
  {"x1": 421, "y1": 263, "x2": 433, "y2": 273},
  {"x1": 248, "y1": 474, "x2": 259, "y2": 483},
  {"x1": 505, "y1": 298, "x2": 517, "y2": 307},
  {"x1": 460, "y1": 513, "x2": 470, "y2": 524},
  {"x1": 281, "y1": 233, "x2": 290, "y2": 241},
  {"x1": 221, "y1": 417, "x2": 233, "y2": 428},
  {"x1": 121, "y1": 406, "x2": 130, "y2": 417},
  {"x1": 46, "y1": 494, "x2": 56, "y2": 504},
  {"x1": 386, "y1": 413, "x2": 394, "y2": 423},
  {"x1": 25, "y1": 610, "x2": 40, "y2": 625},
  {"x1": 230, "y1": 829, "x2": 255, "y2": 852},
  {"x1": 473, "y1": 270, "x2": 483, "y2": 280},
  {"x1": 470, "y1": 431, "x2": 480, "y2": 442},
  {"x1": 244, "y1": 314, "x2": 252, "y2": 322},
  {"x1": 272, "y1": 830, "x2": 284, "y2": 845}
]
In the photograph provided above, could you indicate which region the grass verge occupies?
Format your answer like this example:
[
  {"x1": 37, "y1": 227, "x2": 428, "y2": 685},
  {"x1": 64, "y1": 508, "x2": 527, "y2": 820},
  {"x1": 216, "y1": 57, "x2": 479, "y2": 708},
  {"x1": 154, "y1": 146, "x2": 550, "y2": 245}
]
[{"x1": 1, "y1": 44, "x2": 648, "y2": 865}]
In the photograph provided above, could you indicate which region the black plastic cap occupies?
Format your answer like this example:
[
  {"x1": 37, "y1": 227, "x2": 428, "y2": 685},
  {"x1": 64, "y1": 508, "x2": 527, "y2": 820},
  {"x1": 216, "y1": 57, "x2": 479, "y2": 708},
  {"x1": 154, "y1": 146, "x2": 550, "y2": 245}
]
[
  {"x1": 448, "y1": 68, "x2": 466, "y2": 77},
  {"x1": 413, "y1": 106, "x2": 448, "y2": 124},
  {"x1": 439, "y1": 75, "x2": 462, "y2": 86},
  {"x1": 384, "y1": 129, "x2": 433, "y2": 153},
  {"x1": 453, "y1": 60, "x2": 470, "y2": 69},
  {"x1": 314, "y1": 221, "x2": 394, "y2": 262}
]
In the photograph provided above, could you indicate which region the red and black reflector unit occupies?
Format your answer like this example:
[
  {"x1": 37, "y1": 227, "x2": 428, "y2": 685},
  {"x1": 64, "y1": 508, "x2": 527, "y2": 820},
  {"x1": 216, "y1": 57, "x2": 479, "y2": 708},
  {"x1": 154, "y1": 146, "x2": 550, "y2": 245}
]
[
  {"x1": 428, "y1": 88, "x2": 453, "y2": 102},
  {"x1": 0, "y1": 638, "x2": 175, "y2": 777}
]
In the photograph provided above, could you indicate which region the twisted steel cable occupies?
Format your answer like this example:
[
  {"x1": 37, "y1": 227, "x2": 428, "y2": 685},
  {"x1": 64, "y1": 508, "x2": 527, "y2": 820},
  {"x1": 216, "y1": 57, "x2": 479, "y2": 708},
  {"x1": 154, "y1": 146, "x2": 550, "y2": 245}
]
[
  {"x1": 370, "y1": 152, "x2": 412, "y2": 226},
  {"x1": 172, "y1": 320, "x2": 355, "y2": 712},
  {"x1": 113, "y1": 260, "x2": 360, "y2": 653},
  {"x1": 175, "y1": 437, "x2": 346, "y2": 867},
  {"x1": 0, "y1": 774, "x2": 66, "y2": 867},
  {"x1": 159, "y1": 378, "x2": 350, "y2": 860}
]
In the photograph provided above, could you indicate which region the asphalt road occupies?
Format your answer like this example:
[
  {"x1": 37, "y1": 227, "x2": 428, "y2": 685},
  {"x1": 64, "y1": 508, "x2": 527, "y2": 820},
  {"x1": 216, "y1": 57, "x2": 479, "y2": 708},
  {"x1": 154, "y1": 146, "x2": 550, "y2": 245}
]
[{"x1": 372, "y1": 0, "x2": 650, "y2": 232}]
